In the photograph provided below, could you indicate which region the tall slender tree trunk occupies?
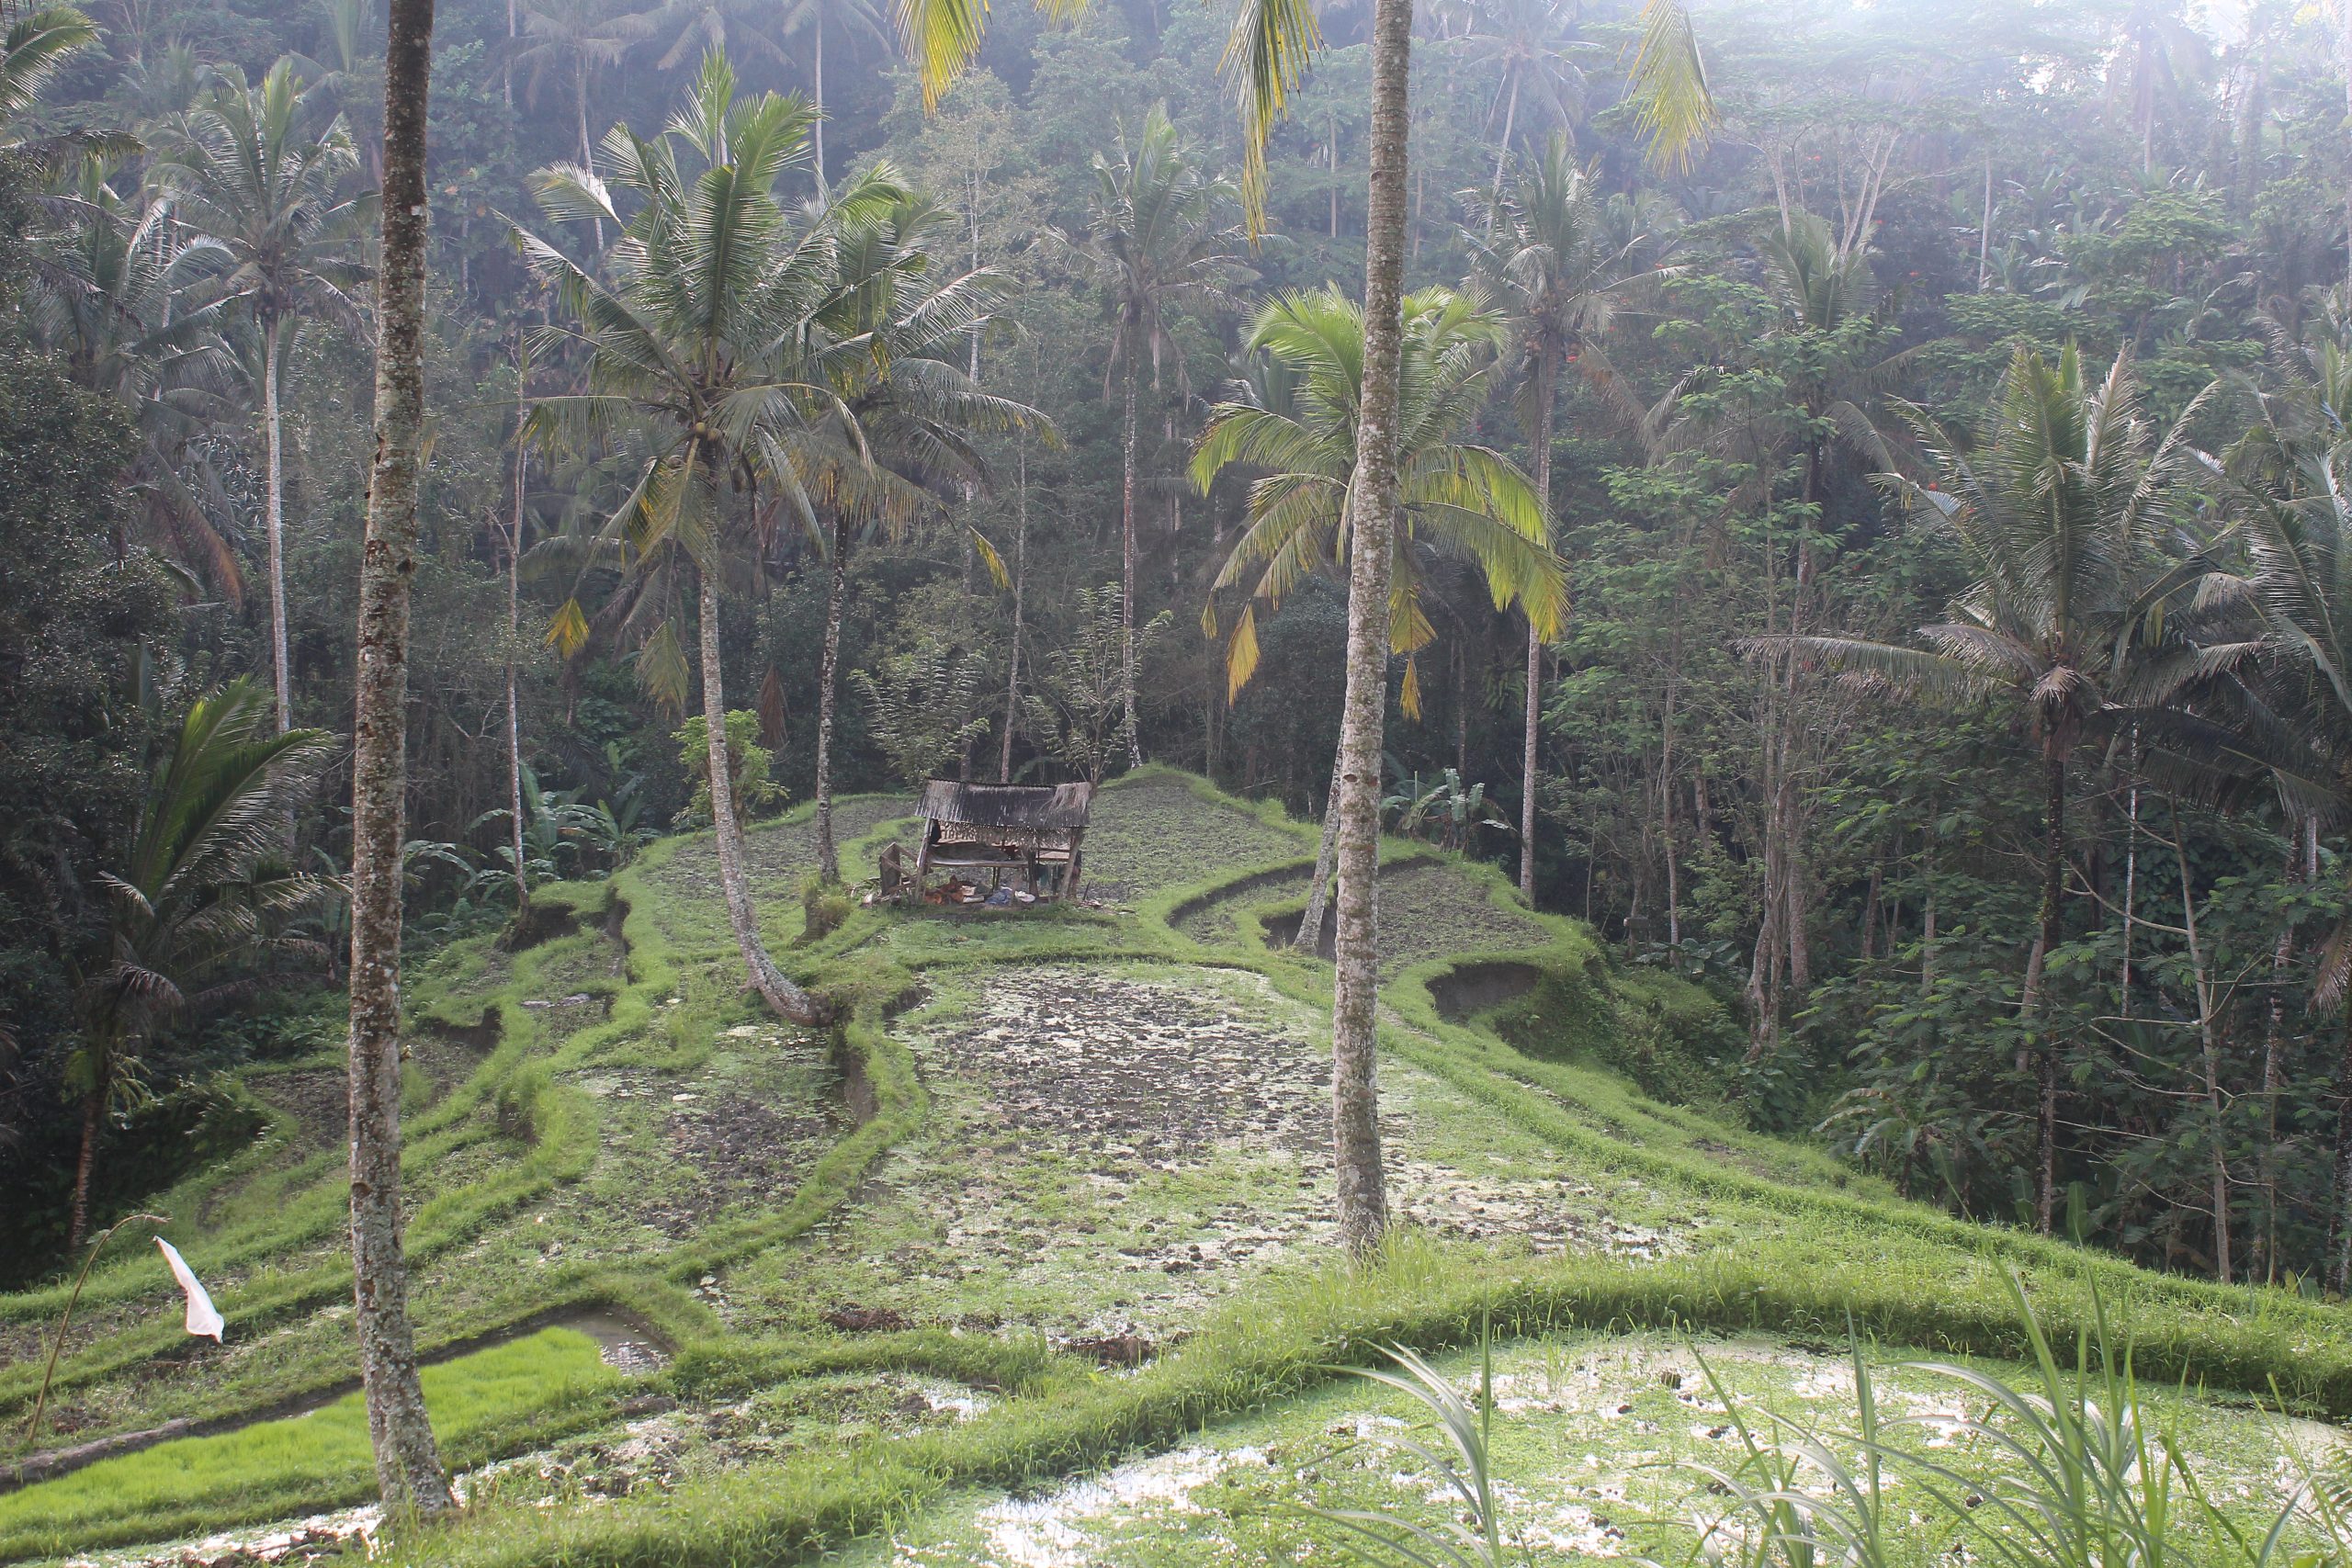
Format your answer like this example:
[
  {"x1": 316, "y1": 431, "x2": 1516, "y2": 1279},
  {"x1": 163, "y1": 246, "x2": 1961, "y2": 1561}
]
[
  {"x1": 700, "y1": 571, "x2": 825, "y2": 1023},
  {"x1": 263, "y1": 314, "x2": 291, "y2": 735},
  {"x1": 814, "y1": 516, "x2": 848, "y2": 882},
  {"x1": 2120, "y1": 768, "x2": 2140, "y2": 1016},
  {"x1": 2174, "y1": 814, "x2": 2231, "y2": 1282},
  {"x1": 1329, "y1": 111, "x2": 1340, "y2": 238},
  {"x1": 1977, "y1": 153, "x2": 1991, "y2": 292},
  {"x1": 1519, "y1": 352, "x2": 1554, "y2": 901},
  {"x1": 1920, "y1": 874, "x2": 1937, "y2": 995},
  {"x1": 2033, "y1": 747, "x2": 2068, "y2": 1235},
  {"x1": 2263, "y1": 817, "x2": 2312, "y2": 1281},
  {"x1": 1295, "y1": 747, "x2": 1343, "y2": 952},
  {"x1": 1327, "y1": 0, "x2": 1415, "y2": 1254},
  {"x1": 1492, "y1": 75, "x2": 1518, "y2": 186},
  {"x1": 505, "y1": 367, "x2": 528, "y2": 914},
  {"x1": 346, "y1": 0, "x2": 454, "y2": 1517},
  {"x1": 811, "y1": 21, "x2": 825, "y2": 188},
  {"x1": 1120, "y1": 360, "x2": 1141, "y2": 768},
  {"x1": 68, "y1": 1082, "x2": 102, "y2": 1251},
  {"x1": 576, "y1": 67, "x2": 602, "y2": 253},
  {"x1": 1001, "y1": 441, "x2": 1027, "y2": 784},
  {"x1": 2330, "y1": 999, "x2": 2352, "y2": 1294},
  {"x1": 1661, "y1": 665, "x2": 1679, "y2": 947}
]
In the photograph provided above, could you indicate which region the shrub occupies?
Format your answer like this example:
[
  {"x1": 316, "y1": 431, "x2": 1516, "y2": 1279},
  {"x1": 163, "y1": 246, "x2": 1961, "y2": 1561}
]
[{"x1": 674, "y1": 712, "x2": 787, "y2": 829}]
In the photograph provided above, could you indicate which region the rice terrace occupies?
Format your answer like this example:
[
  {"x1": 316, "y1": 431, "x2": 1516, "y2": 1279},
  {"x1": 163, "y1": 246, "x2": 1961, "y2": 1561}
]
[
  {"x1": 13, "y1": 0, "x2": 2352, "y2": 1560},
  {"x1": 0, "y1": 773, "x2": 2343, "y2": 1565}
]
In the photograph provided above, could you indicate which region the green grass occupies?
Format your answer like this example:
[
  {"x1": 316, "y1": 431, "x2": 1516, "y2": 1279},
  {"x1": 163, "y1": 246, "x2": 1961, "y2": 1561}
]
[
  {"x1": 0, "y1": 1329, "x2": 622, "y2": 1562},
  {"x1": 4, "y1": 768, "x2": 2350, "y2": 1566}
]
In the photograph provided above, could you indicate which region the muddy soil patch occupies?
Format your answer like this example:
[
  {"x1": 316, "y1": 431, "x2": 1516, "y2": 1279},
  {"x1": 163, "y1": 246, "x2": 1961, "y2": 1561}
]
[
  {"x1": 937, "y1": 971, "x2": 1329, "y2": 1155},
  {"x1": 571, "y1": 1028, "x2": 844, "y2": 1240},
  {"x1": 768, "y1": 968, "x2": 1674, "y2": 1341}
]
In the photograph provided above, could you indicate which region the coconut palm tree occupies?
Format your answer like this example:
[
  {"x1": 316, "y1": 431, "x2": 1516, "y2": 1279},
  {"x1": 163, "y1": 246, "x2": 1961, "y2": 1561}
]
[
  {"x1": 1445, "y1": 0, "x2": 1586, "y2": 183},
  {"x1": 799, "y1": 190, "x2": 1040, "y2": 882},
  {"x1": 778, "y1": 0, "x2": 884, "y2": 188},
  {"x1": 1063, "y1": 105, "x2": 1242, "y2": 771},
  {"x1": 514, "y1": 0, "x2": 628, "y2": 175},
  {"x1": 70, "y1": 677, "x2": 330, "y2": 1250},
  {"x1": 1465, "y1": 132, "x2": 1675, "y2": 899},
  {"x1": 0, "y1": 2, "x2": 101, "y2": 170},
  {"x1": 520, "y1": 52, "x2": 899, "y2": 1024},
  {"x1": 29, "y1": 160, "x2": 243, "y2": 600},
  {"x1": 1193, "y1": 285, "x2": 1566, "y2": 949},
  {"x1": 609, "y1": 0, "x2": 786, "y2": 78},
  {"x1": 152, "y1": 61, "x2": 366, "y2": 734},
  {"x1": 2174, "y1": 344, "x2": 2352, "y2": 1288},
  {"x1": 1784, "y1": 344, "x2": 2212, "y2": 1236}
]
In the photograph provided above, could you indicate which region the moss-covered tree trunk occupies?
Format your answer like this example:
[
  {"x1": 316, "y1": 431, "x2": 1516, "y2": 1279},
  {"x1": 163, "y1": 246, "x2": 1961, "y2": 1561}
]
[
  {"x1": 1328, "y1": 0, "x2": 1414, "y2": 1254},
  {"x1": 1519, "y1": 346, "x2": 1556, "y2": 901},
  {"x1": 1120, "y1": 359, "x2": 1142, "y2": 769},
  {"x1": 345, "y1": 0, "x2": 454, "y2": 1518},
  {"x1": 262, "y1": 314, "x2": 291, "y2": 734},
  {"x1": 814, "y1": 514, "x2": 848, "y2": 883},
  {"x1": 702, "y1": 570, "x2": 823, "y2": 1024}
]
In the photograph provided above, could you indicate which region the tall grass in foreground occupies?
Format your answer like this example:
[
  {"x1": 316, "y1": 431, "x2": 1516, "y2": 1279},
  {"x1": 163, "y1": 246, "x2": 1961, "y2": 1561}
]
[
  {"x1": 1318, "y1": 1269, "x2": 2352, "y2": 1568},
  {"x1": 1303, "y1": 1323, "x2": 1510, "y2": 1568}
]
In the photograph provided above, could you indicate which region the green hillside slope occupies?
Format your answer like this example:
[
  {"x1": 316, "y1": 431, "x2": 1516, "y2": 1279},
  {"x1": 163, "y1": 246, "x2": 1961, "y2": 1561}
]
[{"x1": 0, "y1": 772, "x2": 2342, "y2": 1565}]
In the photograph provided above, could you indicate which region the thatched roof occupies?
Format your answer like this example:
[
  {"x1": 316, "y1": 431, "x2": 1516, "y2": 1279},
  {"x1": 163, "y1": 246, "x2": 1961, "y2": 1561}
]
[{"x1": 917, "y1": 780, "x2": 1094, "y2": 830}]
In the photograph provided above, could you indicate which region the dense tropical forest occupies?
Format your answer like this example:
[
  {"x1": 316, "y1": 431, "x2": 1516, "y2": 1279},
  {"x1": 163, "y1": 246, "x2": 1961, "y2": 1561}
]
[{"x1": 13, "y1": 0, "x2": 2352, "y2": 1553}]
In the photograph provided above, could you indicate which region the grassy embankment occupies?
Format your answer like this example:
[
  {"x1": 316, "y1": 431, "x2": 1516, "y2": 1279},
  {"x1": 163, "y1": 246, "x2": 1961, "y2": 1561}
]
[{"x1": 1, "y1": 770, "x2": 2345, "y2": 1565}]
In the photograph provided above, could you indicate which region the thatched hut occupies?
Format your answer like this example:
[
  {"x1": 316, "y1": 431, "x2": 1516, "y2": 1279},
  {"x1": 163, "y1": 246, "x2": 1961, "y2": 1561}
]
[{"x1": 910, "y1": 781, "x2": 1094, "y2": 903}]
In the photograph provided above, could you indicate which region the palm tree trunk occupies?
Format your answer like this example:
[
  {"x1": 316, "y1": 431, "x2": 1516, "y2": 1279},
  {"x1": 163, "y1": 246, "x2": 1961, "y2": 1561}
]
[
  {"x1": 1329, "y1": 110, "x2": 1340, "y2": 238},
  {"x1": 263, "y1": 314, "x2": 290, "y2": 735},
  {"x1": 506, "y1": 385, "x2": 528, "y2": 915},
  {"x1": 2330, "y1": 998, "x2": 2352, "y2": 1294},
  {"x1": 1662, "y1": 666, "x2": 1679, "y2": 947},
  {"x1": 700, "y1": 571, "x2": 825, "y2": 1023},
  {"x1": 2264, "y1": 817, "x2": 2312, "y2": 1281},
  {"x1": 2172, "y1": 815, "x2": 2232, "y2": 1280},
  {"x1": 68, "y1": 1083, "x2": 101, "y2": 1251},
  {"x1": 1327, "y1": 0, "x2": 1415, "y2": 1254},
  {"x1": 1000, "y1": 441, "x2": 1027, "y2": 784},
  {"x1": 347, "y1": 0, "x2": 454, "y2": 1517},
  {"x1": 1977, "y1": 153, "x2": 1992, "y2": 291},
  {"x1": 1295, "y1": 747, "x2": 1342, "y2": 952},
  {"x1": 1120, "y1": 358, "x2": 1141, "y2": 769},
  {"x1": 1519, "y1": 352, "x2": 1555, "y2": 900},
  {"x1": 576, "y1": 65, "x2": 603, "y2": 253},
  {"x1": 2033, "y1": 747, "x2": 2067, "y2": 1236},
  {"x1": 1492, "y1": 74, "x2": 1518, "y2": 186},
  {"x1": 814, "y1": 515, "x2": 847, "y2": 883},
  {"x1": 811, "y1": 20, "x2": 826, "y2": 189}
]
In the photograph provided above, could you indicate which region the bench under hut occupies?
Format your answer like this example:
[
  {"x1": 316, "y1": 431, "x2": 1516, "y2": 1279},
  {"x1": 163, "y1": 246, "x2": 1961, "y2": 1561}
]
[{"x1": 911, "y1": 780, "x2": 1094, "y2": 904}]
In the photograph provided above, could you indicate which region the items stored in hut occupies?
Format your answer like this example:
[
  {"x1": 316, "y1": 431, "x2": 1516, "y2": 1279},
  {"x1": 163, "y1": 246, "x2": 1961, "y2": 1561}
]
[{"x1": 910, "y1": 781, "x2": 1093, "y2": 904}]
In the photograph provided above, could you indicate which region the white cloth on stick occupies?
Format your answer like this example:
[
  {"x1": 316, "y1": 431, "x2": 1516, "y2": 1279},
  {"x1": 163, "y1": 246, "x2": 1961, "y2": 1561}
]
[{"x1": 155, "y1": 1236, "x2": 224, "y2": 1341}]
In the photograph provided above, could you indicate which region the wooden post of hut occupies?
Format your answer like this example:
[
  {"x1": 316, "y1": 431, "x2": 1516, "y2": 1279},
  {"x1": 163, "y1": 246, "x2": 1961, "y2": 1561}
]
[{"x1": 912, "y1": 781, "x2": 1094, "y2": 904}]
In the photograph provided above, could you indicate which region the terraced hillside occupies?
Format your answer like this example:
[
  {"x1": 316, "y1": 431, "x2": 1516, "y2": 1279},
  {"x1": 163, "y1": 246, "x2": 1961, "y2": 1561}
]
[{"x1": 0, "y1": 771, "x2": 2345, "y2": 1566}]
